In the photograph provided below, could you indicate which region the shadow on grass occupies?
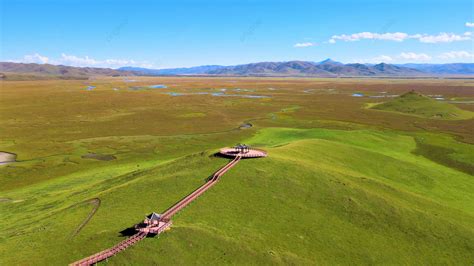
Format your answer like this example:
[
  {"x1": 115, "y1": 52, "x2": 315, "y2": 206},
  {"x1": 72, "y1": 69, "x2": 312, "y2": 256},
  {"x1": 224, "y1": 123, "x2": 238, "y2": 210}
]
[
  {"x1": 119, "y1": 224, "x2": 157, "y2": 238},
  {"x1": 213, "y1": 152, "x2": 236, "y2": 160},
  {"x1": 119, "y1": 226, "x2": 137, "y2": 237}
]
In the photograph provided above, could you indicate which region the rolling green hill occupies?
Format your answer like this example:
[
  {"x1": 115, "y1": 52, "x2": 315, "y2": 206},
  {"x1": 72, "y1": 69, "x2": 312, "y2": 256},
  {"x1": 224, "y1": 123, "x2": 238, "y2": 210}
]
[
  {"x1": 1, "y1": 128, "x2": 473, "y2": 265},
  {"x1": 371, "y1": 91, "x2": 474, "y2": 120}
]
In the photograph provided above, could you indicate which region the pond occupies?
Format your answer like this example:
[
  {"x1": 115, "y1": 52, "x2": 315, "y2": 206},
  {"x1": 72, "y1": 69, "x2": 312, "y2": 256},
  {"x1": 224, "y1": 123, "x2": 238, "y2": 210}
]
[
  {"x1": 240, "y1": 123, "x2": 253, "y2": 129},
  {"x1": 0, "y1": 152, "x2": 17, "y2": 165},
  {"x1": 163, "y1": 92, "x2": 210, "y2": 96},
  {"x1": 149, "y1": 84, "x2": 168, "y2": 89},
  {"x1": 427, "y1": 95, "x2": 445, "y2": 100}
]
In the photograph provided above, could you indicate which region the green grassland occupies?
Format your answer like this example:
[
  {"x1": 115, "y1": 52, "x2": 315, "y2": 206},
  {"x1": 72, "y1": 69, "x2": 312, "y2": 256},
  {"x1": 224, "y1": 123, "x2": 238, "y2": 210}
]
[
  {"x1": 371, "y1": 91, "x2": 474, "y2": 120},
  {"x1": 0, "y1": 77, "x2": 473, "y2": 265}
]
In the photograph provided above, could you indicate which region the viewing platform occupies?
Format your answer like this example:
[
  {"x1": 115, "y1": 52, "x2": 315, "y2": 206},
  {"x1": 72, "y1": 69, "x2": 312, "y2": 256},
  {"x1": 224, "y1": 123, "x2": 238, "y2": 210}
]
[{"x1": 219, "y1": 144, "x2": 267, "y2": 158}]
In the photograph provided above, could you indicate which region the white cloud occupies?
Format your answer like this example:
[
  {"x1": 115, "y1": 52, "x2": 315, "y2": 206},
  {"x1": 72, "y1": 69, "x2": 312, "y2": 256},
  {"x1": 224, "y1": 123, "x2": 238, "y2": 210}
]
[
  {"x1": 294, "y1": 42, "x2": 316, "y2": 48},
  {"x1": 438, "y1": 50, "x2": 474, "y2": 60},
  {"x1": 58, "y1": 53, "x2": 98, "y2": 67},
  {"x1": 370, "y1": 55, "x2": 394, "y2": 63},
  {"x1": 466, "y1": 22, "x2": 474, "y2": 28},
  {"x1": 56, "y1": 53, "x2": 154, "y2": 68},
  {"x1": 416, "y1": 32, "x2": 471, "y2": 43},
  {"x1": 8, "y1": 53, "x2": 153, "y2": 68},
  {"x1": 357, "y1": 52, "x2": 433, "y2": 64},
  {"x1": 330, "y1": 32, "x2": 408, "y2": 43},
  {"x1": 13, "y1": 53, "x2": 50, "y2": 64},
  {"x1": 399, "y1": 52, "x2": 432, "y2": 61},
  {"x1": 329, "y1": 31, "x2": 471, "y2": 44},
  {"x1": 359, "y1": 50, "x2": 474, "y2": 64},
  {"x1": 352, "y1": 55, "x2": 394, "y2": 64}
]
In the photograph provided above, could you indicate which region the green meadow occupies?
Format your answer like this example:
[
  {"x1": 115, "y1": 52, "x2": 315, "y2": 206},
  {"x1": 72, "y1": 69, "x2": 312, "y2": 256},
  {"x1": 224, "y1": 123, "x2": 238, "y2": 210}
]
[
  {"x1": 371, "y1": 91, "x2": 474, "y2": 120},
  {"x1": 0, "y1": 77, "x2": 473, "y2": 265}
]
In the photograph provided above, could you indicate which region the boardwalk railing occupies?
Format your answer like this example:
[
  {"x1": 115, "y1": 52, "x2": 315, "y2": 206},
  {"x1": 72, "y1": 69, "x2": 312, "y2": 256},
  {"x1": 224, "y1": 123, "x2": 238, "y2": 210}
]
[
  {"x1": 71, "y1": 232, "x2": 147, "y2": 266},
  {"x1": 161, "y1": 155, "x2": 241, "y2": 220}
]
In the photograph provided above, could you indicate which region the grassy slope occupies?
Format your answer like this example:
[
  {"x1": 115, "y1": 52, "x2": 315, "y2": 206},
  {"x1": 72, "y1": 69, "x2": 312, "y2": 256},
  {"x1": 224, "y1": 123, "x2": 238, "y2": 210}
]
[
  {"x1": 1, "y1": 128, "x2": 473, "y2": 265},
  {"x1": 371, "y1": 91, "x2": 474, "y2": 120}
]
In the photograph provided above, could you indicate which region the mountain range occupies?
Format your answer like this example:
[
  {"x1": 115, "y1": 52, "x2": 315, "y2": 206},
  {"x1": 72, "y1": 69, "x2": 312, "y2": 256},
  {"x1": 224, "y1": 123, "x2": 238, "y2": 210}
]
[
  {"x1": 121, "y1": 59, "x2": 474, "y2": 77},
  {"x1": 1, "y1": 60, "x2": 473, "y2": 80}
]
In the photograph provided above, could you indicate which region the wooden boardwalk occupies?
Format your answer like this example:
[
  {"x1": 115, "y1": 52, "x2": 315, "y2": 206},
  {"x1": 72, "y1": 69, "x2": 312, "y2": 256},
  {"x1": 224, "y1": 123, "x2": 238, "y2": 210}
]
[
  {"x1": 70, "y1": 232, "x2": 148, "y2": 266},
  {"x1": 70, "y1": 149, "x2": 261, "y2": 266},
  {"x1": 160, "y1": 155, "x2": 241, "y2": 221}
]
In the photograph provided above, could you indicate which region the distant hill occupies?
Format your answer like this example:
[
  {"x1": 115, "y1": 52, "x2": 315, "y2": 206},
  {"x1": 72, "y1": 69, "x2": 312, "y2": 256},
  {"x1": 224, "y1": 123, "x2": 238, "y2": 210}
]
[
  {"x1": 208, "y1": 61, "x2": 335, "y2": 76},
  {"x1": 119, "y1": 65, "x2": 226, "y2": 75},
  {"x1": 0, "y1": 62, "x2": 135, "y2": 80},
  {"x1": 207, "y1": 60, "x2": 424, "y2": 77},
  {"x1": 371, "y1": 91, "x2": 474, "y2": 120},
  {"x1": 124, "y1": 59, "x2": 426, "y2": 77},
  {"x1": 398, "y1": 63, "x2": 474, "y2": 75}
]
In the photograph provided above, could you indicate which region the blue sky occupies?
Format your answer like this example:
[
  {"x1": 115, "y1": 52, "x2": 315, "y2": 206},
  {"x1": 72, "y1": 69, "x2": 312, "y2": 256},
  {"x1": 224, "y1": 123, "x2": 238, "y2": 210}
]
[{"x1": 1, "y1": 0, "x2": 473, "y2": 68}]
